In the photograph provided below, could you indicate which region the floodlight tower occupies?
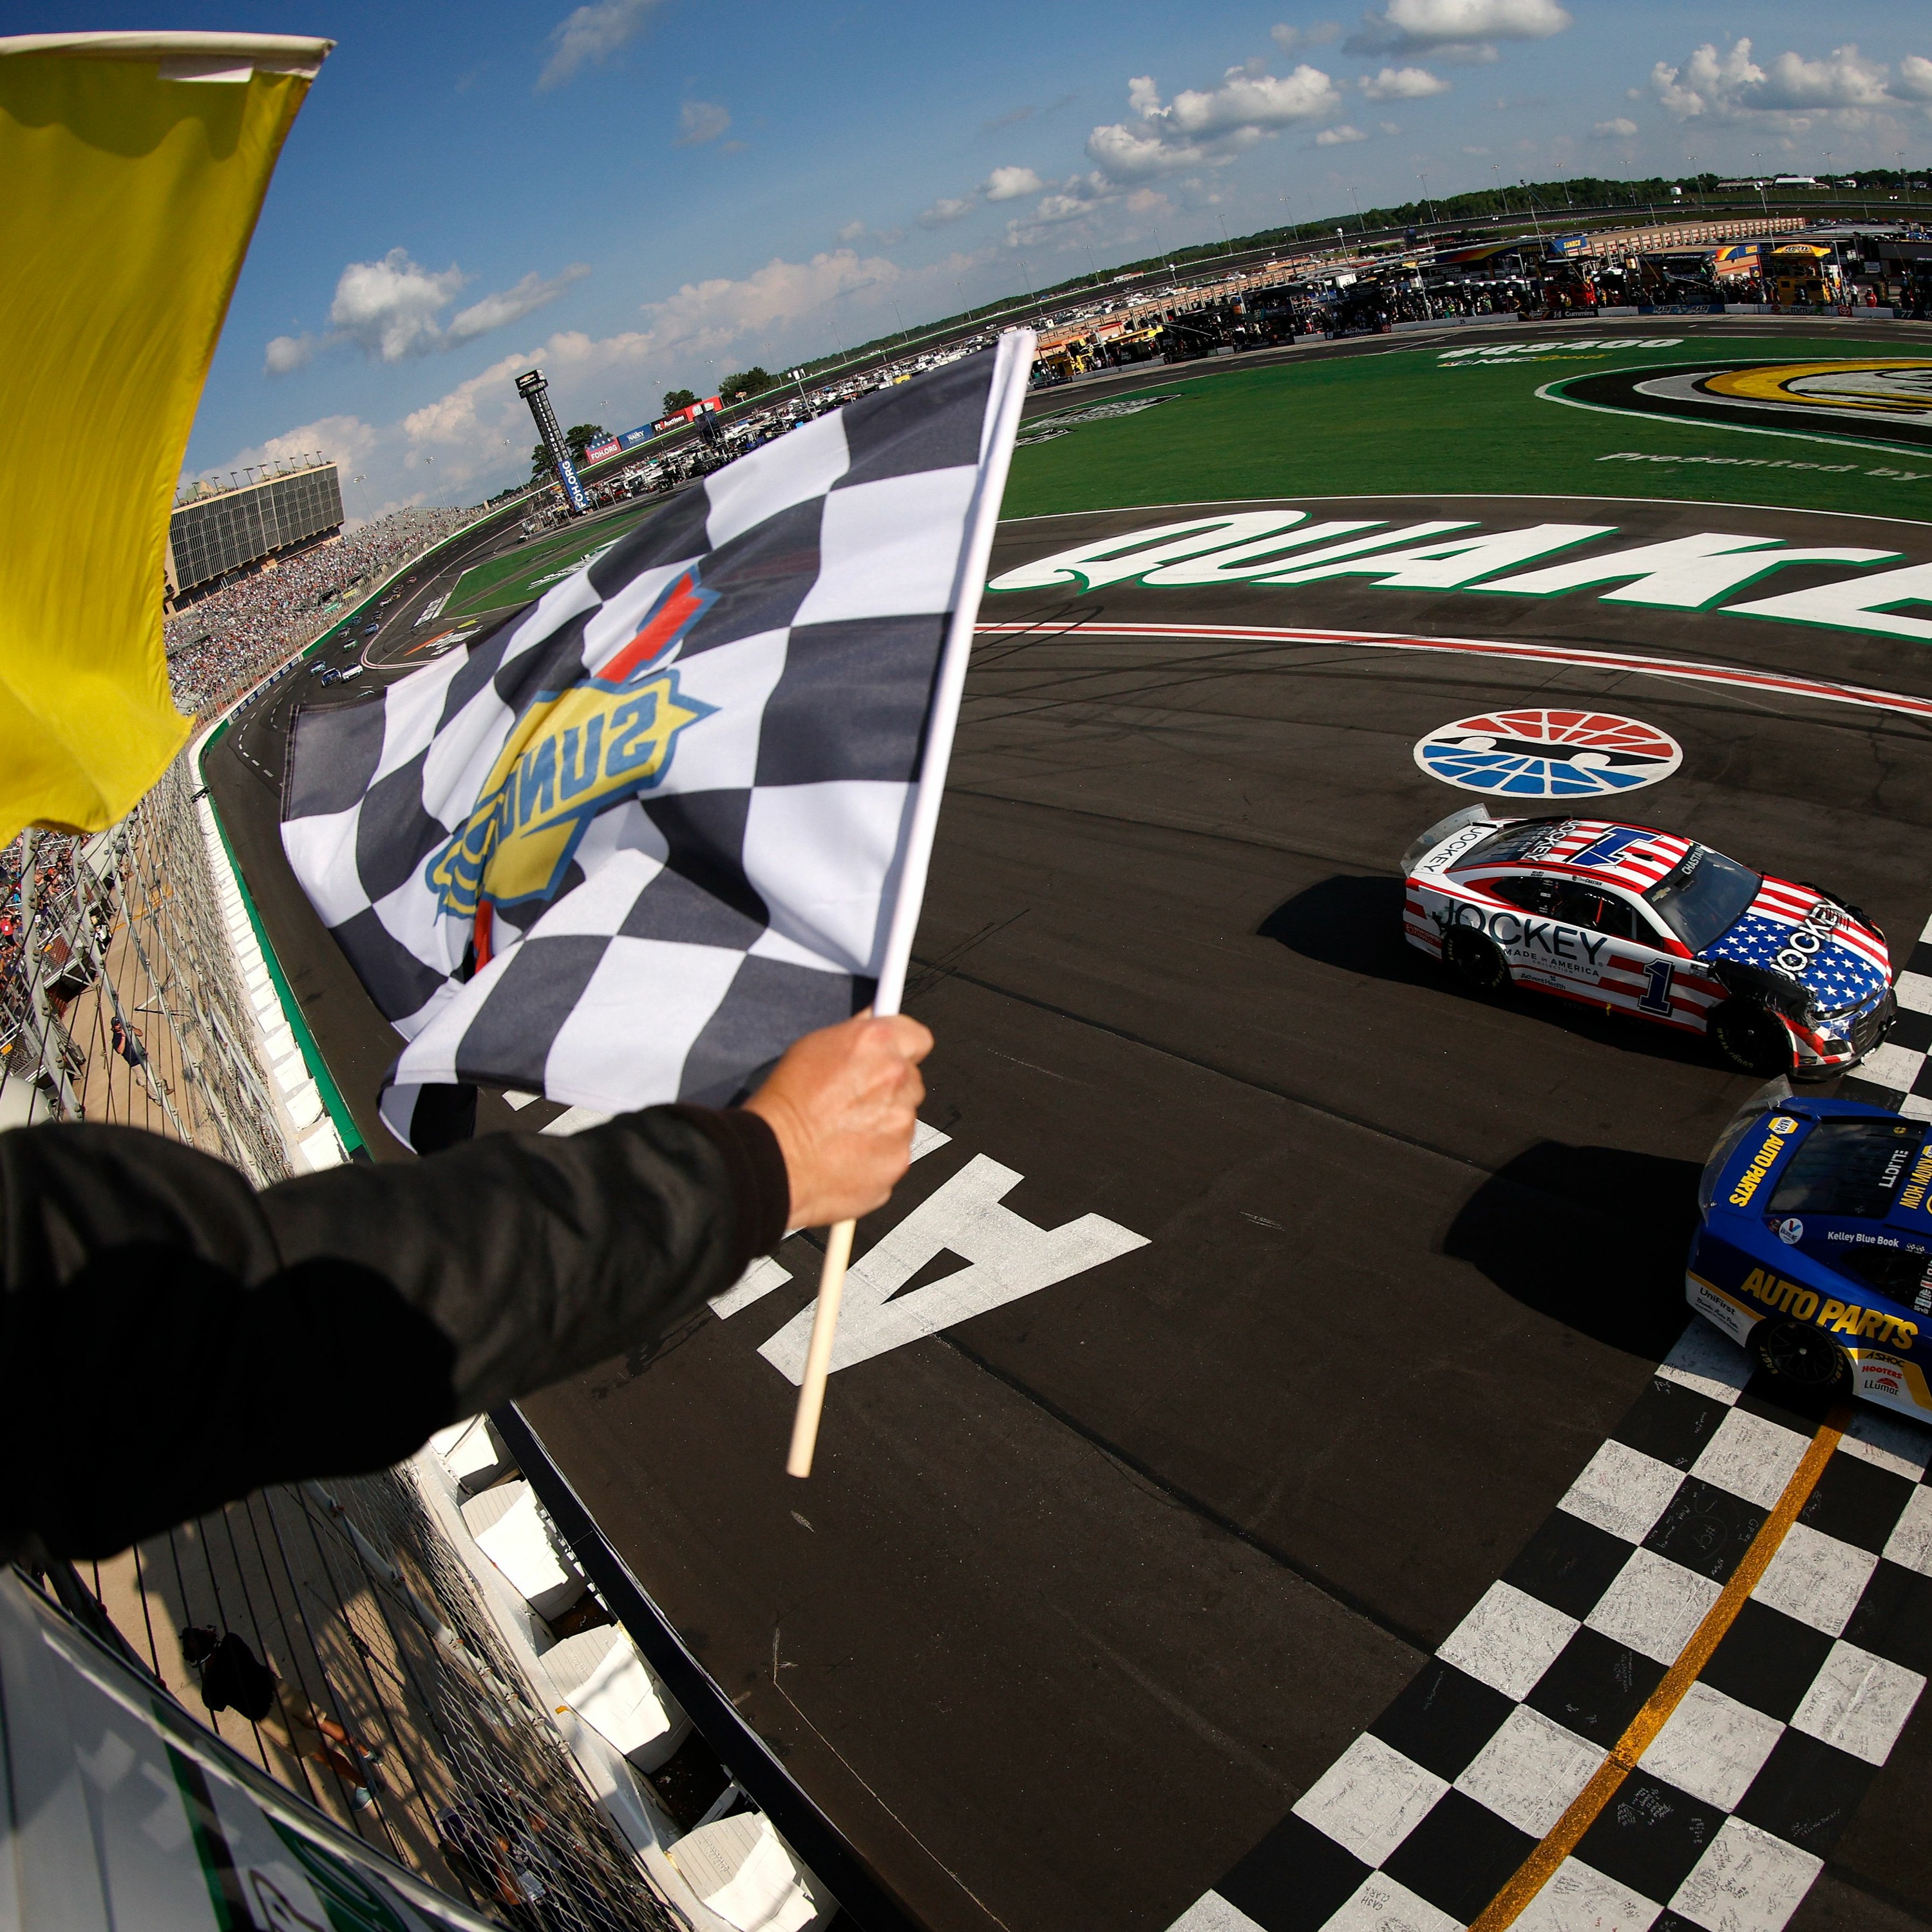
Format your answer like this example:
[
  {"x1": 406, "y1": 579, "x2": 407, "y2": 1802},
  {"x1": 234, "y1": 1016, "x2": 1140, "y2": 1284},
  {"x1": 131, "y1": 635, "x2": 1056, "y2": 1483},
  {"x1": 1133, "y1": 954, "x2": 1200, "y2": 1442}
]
[{"x1": 515, "y1": 368, "x2": 589, "y2": 515}]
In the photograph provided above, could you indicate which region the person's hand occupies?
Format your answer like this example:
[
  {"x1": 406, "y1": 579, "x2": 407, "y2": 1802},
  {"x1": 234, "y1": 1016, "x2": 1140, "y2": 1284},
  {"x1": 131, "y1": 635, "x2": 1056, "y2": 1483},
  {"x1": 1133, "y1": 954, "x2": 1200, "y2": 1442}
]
[{"x1": 744, "y1": 1012, "x2": 933, "y2": 1229}]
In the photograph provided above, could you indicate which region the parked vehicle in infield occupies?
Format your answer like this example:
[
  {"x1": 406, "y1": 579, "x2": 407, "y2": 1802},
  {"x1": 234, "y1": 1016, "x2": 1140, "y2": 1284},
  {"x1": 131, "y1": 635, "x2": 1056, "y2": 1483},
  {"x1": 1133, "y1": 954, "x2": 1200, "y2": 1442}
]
[
  {"x1": 1689, "y1": 1086, "x2": 1931, "y2": 1420},
  {"x1": 1400, "y1": 805, "x2": 1895, "y2": 1077}
]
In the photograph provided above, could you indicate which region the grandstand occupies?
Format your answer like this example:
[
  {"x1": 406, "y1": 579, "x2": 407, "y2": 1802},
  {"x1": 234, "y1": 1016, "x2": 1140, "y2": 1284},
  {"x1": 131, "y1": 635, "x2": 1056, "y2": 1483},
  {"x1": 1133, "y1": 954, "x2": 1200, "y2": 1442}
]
[{"x1": 167, "y1": 456, "x2": 345, "y2": 607}]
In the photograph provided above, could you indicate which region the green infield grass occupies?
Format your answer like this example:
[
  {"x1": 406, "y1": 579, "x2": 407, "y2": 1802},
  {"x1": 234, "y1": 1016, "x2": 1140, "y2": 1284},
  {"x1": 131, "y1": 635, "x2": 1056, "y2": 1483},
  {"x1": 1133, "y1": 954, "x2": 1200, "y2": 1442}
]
[
  {"x1": 1001, "y1": 335, "x2": 1932, "y2": 524},
  {"x1": 443, "y1": 500, "x2": 661, "y2": 621}
]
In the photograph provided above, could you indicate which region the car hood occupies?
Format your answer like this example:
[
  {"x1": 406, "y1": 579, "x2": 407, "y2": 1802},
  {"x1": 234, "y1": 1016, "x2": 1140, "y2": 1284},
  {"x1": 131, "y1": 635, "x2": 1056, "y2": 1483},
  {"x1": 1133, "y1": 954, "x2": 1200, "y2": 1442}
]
[{"x1": 1702, "y1": 887, "x2": 1890, "y2": 1013}]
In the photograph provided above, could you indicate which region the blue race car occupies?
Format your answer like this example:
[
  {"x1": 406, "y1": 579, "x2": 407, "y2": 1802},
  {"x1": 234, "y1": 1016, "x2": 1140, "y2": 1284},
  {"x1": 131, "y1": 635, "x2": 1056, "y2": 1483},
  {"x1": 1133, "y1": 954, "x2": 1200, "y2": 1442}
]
[{"x1": 1689, "y1": 1085, "x2": 1931, "y2": 1421}]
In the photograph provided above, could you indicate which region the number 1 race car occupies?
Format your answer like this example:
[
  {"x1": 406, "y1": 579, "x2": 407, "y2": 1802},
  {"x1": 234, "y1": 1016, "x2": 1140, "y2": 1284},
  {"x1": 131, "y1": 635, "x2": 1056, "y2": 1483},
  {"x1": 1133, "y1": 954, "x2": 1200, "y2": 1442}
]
[
  {"x1": 1401, "y1": 807, "x2": 1896, "y2": 1078},
  {"x1": 1690, "y1": 1087, "x2": 1931, "y2": 1421}
]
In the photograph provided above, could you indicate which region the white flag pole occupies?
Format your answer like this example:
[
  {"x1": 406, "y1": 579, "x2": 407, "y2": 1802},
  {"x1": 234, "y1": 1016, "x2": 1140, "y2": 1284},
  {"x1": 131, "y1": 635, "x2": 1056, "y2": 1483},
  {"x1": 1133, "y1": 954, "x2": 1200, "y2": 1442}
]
[{"x1": 787, "y1": 330, "x2": 1036, "y2": 1479}]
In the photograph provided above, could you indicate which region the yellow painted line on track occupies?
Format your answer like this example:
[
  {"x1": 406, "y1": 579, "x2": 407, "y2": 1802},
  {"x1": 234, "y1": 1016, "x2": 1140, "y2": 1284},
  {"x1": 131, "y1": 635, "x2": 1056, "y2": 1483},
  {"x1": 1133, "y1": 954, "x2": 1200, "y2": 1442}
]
[{"x1": 1469, "y1": 1403, "x2": 1852, "y2": 1932}]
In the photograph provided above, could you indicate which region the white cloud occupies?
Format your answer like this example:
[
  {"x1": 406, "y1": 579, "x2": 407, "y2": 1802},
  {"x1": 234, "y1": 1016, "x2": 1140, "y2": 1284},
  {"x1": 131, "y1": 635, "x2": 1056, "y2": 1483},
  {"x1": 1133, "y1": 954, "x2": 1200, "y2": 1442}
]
[
  {"x1": 1347, "y1": 0, "x2": 1570, "y2": 62},
  {"x1": 223, "y1": 414, "x2": 380, "y2": 478},
  {"x1": 276, "y1": 250, "x2": 589, "y2": 370},
  {"x1": 674, "y1": 99, "x2": 730, "y2": 145},
  {"x1": 919, "y1": 196, "x2": 976, "y2": 227},
  {"x1": 1087, "y1": 119, "x2": 1212, "y2": 178},
  {"x1": 1087, "y1": 60, "x2": 1344, "y2": 178},
  {"x1": 1314, "y1": 122, "x2": 1369, "y2": 143},
  {"x1": 984, "y1": 164, "x2": 1044, "y2": 200},
  {"x1": 329, "y1": 250, "x2": 469, "y2": 362},
  {"x1": 1592, "y1": 115, "x2": 1638, "y2": 137},
  {"x1": 537, "y1": 0, "x2": 667, "y2": 89},
  {"x1": 1899, "y1": 55, "x2": 1932, "y2": 100},
  {"x1": 264, "y1": 332, "x2": 315, "y2": 376},
  {"x1": 835, "y1": 219, "x2": 868, "y2": 242},
  {"x1": 1271, "y1": 21, "x2": 1341, "y2": 53},
  {"x1": 239, "y1": 245, "x2": 1010, "y2": 515},
  {"x1": 1651, "y1": 38, "x2": 1906, "y2": 122},
  {"x1": 200, "y1": 414, "x2": 399, "y2": 522},
  {"x1": 1166, "y1": 64, "x2": 1345, "y2": 134},
  {"x1": 1360, "y1": 64, "x2": 1450, "y2": 99},
  {"x1": 1378, "y1": 117, "x2": 1402, "y2": 132},
  {"x1": 448, "y1": 264, "x2": 591, "y2": 342}
]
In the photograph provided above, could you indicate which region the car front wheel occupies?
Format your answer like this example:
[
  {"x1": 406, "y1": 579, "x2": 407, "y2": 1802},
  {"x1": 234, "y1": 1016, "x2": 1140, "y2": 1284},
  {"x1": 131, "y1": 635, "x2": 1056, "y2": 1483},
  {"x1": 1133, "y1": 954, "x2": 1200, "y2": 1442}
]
[
  {"x1": 1709, "y1": 1000, "x2": 1795, "y2": 1077},
  {"x1": 1752, "y1": 1318, "x2": 1850, "y2": 1396},
  {"x1": 1443, "y1": 929, "x2": 1510, "y2": 995}
]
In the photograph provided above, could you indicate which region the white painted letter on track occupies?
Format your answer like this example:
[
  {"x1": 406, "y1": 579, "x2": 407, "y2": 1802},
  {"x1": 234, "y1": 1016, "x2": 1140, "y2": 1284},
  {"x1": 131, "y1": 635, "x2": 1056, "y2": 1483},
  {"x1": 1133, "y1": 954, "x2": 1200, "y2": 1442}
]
[{"x1": 755, "y1": 1154, "x2": 1150, "y2": 1384}]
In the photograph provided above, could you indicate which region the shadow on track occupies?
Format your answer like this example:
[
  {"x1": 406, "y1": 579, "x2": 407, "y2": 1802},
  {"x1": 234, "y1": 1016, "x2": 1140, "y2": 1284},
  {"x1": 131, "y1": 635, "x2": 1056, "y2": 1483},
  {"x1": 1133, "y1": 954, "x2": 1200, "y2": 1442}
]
[
  {"x1": 1443, "y1": 1142, "x2": 1698, "y2": 1358},
  {"x1": 1257, "y1": 873, "x2": 1728, "y2": 1077}
]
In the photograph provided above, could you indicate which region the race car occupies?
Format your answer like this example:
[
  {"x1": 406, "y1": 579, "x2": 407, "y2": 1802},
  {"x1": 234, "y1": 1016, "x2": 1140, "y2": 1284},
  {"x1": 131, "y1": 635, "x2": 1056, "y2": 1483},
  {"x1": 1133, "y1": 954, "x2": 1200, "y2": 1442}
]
[
  {"x1": 1689, "y1": 1085, "x2": 1931, "y2": 1420},
  {"x1": 1401, "y1": 805, "x2": 1895, "y2": 1077}
]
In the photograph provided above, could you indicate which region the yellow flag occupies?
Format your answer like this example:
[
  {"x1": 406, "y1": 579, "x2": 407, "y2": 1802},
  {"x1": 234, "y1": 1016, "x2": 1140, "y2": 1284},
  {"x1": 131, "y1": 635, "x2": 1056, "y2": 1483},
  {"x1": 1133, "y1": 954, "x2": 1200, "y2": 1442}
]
[{"x1": 0, "y1": 32, "x2": 331, "y2": 842}]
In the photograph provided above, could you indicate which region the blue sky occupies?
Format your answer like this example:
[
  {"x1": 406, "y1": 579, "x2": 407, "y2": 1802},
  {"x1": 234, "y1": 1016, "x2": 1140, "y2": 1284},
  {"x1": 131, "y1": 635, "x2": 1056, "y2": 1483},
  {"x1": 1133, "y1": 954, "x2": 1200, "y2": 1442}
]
[{"x1": 26, "y1": 1, "x2": 1932, "y2": 515}]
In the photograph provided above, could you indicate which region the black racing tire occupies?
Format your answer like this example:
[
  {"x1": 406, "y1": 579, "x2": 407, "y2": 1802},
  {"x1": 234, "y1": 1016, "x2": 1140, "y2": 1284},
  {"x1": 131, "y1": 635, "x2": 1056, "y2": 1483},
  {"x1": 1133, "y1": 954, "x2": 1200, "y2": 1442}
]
[
  {"x1": 1752, "y1": 1318, "x2": 1851, "y2": 1396},
  {"x1": 1709, "y1": 999, "x2": 1795, "y2": 1078},
  {"x1": 1443, "y1": 929, "x2": 1510, "y2": 996}
]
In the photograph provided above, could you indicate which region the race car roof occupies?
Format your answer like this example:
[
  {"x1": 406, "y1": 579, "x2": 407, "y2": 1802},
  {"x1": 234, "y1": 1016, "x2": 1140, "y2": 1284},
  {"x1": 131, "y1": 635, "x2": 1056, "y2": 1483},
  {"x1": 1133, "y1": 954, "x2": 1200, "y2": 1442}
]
[{"x1": 1457, "y1": 819, "x2": 1694, "y2": 893}]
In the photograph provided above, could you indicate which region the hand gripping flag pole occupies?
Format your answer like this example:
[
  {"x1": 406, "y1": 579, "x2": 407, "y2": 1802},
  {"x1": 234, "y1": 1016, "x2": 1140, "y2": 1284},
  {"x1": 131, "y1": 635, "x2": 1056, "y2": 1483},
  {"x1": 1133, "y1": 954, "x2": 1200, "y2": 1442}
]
[{"x1": 787, "y1": 331, "x2": 1034, "y2": 1478}]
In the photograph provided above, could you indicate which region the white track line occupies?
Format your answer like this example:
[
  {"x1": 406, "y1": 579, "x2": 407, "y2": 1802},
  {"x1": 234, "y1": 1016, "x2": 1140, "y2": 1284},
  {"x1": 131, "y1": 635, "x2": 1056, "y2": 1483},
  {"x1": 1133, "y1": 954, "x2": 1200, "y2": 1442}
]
[{"x1": 975, "y1": 620, "x2": 1932, "y2": 723}]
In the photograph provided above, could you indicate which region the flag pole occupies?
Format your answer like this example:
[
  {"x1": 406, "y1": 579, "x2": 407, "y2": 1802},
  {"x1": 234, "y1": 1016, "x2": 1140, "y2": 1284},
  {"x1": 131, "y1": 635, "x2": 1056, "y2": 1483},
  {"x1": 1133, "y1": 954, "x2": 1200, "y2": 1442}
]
[{"x1": 786, "y1": 329, "x2": 1035, "y2": 1479}]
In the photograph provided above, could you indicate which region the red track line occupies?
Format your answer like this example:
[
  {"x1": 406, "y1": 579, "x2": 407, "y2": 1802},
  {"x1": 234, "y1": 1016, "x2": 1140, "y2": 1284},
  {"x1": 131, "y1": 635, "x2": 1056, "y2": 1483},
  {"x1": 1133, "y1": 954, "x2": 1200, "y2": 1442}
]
[{"x1": 973, "y1": 620, "x2": 1932, "y2": 724}]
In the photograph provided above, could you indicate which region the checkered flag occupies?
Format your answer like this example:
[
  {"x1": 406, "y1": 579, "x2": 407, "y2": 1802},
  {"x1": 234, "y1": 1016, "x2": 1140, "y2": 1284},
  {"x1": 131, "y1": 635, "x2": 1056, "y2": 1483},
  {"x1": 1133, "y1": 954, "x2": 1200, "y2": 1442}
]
[{"x1": 281, "y1": 336, "x2": 1033, "y2": 1148}]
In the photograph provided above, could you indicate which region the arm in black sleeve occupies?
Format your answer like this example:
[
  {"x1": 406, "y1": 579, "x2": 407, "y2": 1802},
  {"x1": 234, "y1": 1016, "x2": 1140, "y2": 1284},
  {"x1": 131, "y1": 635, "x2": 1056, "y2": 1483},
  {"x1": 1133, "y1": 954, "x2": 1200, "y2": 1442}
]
[{"x1": 0, "y1": 1106, "x2": 788, "y2": 1562}]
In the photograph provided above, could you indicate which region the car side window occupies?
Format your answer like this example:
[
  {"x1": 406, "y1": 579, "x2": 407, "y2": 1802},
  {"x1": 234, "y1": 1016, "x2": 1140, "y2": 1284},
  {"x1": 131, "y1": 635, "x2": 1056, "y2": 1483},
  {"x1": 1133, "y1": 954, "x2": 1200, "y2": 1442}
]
[
  {"x1": 1841, "y1": 1243, "x2": 1932, "y2": 1306},
  {"x1": 1487, "y1": 876, "x2": 1550, "y2": 913},
  {"x1": 1551, "y1": 882, "x2": 1636, "y2": 940}
]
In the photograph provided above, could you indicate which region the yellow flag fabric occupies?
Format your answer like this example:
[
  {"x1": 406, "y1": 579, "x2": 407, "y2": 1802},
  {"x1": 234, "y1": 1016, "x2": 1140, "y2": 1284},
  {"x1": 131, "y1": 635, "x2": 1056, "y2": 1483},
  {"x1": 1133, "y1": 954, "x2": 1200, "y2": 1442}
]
[{"x1": 0, "y1": 34, "x2": 329, "y2": 842}]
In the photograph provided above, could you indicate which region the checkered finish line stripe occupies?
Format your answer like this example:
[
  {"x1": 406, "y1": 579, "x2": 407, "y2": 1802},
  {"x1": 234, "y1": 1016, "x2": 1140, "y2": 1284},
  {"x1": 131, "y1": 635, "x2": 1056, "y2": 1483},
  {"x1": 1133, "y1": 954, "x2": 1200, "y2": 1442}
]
[
  {"x1": 1170, "y1": 1325, "x2": 1932, "y2": 1932},
  {"x1": 281, "y1": 339, "x2": 1032, "y2": 1148},
  {"x1": 1841, "y1": 908, "x2": 1932, "y2": 1122}
]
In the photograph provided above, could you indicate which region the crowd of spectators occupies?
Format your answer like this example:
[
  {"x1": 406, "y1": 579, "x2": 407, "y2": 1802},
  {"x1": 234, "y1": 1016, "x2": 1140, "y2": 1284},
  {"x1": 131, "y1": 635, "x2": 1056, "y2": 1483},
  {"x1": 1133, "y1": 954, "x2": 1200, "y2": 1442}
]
[{"x1": 164, "y1": 506, "x2": 469, "y2": 714}]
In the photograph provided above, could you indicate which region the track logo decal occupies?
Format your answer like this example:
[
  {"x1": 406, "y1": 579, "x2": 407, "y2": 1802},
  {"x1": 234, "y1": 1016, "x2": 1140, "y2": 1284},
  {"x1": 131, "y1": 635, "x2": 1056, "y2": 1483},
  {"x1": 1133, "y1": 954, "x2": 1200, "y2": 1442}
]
[
  {"x1": 1413, "y1": 708, "x2": 1682, "y2": 798},
  {"x1": 1548, "y1": 357, "x2": 1932, "y2": 453}
]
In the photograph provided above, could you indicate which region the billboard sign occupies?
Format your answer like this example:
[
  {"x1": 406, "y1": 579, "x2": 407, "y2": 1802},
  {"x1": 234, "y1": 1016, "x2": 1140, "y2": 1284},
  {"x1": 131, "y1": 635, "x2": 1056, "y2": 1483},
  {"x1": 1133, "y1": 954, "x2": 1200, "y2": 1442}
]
[{"x1": 652, "y1": 397, "x2": 724, "y2": 433}]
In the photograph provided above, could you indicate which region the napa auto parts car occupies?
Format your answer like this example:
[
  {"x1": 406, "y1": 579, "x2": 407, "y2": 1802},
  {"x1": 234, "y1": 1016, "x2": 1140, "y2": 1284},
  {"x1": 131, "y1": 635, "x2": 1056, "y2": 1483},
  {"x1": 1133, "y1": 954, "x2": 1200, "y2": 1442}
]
[
  {"x1": 1401, "y1": 807, "x2": 1896, "y2": 1077},
  {"x1": 1690, "y1": 1088, "x2": 1932, "y2": 1419}
]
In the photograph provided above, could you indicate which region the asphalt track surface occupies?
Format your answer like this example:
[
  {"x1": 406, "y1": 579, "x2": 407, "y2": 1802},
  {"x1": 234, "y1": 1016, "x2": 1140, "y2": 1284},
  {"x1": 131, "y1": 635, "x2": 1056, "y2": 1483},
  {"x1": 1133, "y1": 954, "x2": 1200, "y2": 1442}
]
[{"x1": 204, "y1": 321, "x2": 1932, "y2": 1932}]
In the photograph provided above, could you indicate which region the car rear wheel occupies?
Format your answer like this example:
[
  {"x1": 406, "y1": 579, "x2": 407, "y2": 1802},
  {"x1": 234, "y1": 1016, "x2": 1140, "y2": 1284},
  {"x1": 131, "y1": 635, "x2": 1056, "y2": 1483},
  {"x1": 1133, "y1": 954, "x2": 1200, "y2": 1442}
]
[
  {"x1": 1752, "y1": 1318, "x2": 1850, "y2": 1396},
  {"x1": 1709, "y1": 1000, "x2": 1795, "y2": 1077},
  {"x1": 1443, "y1": 929, "x2": 1510, "y2": 995}
]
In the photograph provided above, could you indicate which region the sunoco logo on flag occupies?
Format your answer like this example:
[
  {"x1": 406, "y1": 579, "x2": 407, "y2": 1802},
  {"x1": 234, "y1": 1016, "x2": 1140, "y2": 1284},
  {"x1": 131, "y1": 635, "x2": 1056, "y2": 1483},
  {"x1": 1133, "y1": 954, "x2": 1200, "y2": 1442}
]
[
  {"x1": 281, "y1": 339, "x2": 1033, "y2": 1148},
  {"x1": 424, "y1": 568, "x2": 718, "y2": 918}
]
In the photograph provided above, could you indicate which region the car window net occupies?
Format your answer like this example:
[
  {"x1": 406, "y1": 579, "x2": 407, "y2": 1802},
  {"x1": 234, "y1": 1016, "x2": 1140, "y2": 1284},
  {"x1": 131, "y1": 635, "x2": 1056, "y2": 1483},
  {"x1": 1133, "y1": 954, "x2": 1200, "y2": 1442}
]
[
  {"x1": 1646, "y1": 844, "x2": 1761, "y2": 952},
  {"x1": 1768, "y1": 1119, "x2": 1922, "y2": 1218}
]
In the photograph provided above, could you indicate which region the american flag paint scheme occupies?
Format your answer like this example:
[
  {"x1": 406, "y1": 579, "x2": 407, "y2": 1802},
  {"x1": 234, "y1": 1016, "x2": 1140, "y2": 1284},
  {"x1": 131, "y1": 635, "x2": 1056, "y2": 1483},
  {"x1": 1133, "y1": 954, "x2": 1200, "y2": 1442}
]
[{"x1": 1400, "y1": 806, "x2": 1897, "y2": 1077}]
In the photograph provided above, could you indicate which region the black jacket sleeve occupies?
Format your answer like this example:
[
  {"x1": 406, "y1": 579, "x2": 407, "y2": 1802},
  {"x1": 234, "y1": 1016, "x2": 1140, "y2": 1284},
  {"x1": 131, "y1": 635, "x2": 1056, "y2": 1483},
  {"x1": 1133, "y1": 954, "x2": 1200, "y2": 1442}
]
[{"x1": 0, "y1": 1106, "x2": 788, "y2": 1562}]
